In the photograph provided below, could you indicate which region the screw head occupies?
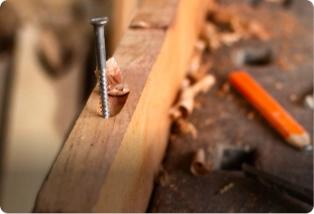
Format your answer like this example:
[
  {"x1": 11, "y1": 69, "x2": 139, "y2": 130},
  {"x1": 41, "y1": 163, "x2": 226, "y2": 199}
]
[{"x1": 89, "y1": 17, "x2": 108, "y2": 25}]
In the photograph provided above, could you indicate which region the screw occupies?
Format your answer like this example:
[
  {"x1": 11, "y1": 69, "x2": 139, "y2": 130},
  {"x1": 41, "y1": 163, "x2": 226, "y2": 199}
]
[{"x1": 90, "y1": 17, "x2": 110, "y2": 118}]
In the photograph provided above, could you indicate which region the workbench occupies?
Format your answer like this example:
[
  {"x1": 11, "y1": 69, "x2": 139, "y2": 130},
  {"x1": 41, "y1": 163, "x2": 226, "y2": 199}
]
[{"x1": 149, "y1": 0, "x2": 313, "y2": 212}]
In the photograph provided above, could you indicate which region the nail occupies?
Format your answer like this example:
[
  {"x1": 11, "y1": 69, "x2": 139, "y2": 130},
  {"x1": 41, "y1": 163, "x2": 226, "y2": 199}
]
[{"x1": 90, "y1": 17, "x2": 110, "y2": 118}]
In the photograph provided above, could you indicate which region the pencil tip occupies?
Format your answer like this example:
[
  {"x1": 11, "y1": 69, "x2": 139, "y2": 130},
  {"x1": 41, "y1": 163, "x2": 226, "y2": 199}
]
[
  {"x1": 303, "y1": 145, "x2": 313, "y2": 152},
  {"x1": 286, "y1": 132, "x2": 311, "y2": 150}
]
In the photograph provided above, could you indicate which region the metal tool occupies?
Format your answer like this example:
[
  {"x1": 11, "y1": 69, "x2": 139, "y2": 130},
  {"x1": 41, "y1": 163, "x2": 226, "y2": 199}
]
[
  {"x1": 242, "y1": 164, "x2": 313, "y2": 205},
  {"x1": 90, "y1": 17, "x2": 110, "y2": 118}
]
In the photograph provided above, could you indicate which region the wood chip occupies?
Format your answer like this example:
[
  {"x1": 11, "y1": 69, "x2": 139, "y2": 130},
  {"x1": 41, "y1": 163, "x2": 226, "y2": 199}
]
[
  {"x1": 217, "y1": 182, "x2": 234, "y2": 195},
  {"x1": 190, "y1": 149, "x2": 213, "y2": 177}
]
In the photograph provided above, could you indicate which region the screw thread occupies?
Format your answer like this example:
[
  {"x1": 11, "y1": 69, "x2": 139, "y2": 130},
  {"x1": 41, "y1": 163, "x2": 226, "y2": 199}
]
[{"x1": 99, "y1": 71, "x2": 110, "y2": 118}]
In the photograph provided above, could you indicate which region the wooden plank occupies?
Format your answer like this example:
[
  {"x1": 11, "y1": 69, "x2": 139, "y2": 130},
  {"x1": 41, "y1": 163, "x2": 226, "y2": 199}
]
[
  {"x1": 109, "y1": 0, "x2": 140, "y2": 53},
  {"x1": 34, "y1": 0, "x2": 210, "y2": 212}
]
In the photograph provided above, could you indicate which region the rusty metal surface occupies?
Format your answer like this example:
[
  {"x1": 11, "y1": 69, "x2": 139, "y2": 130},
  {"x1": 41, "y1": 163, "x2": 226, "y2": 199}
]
[{"x1": 148, "y1": 0, "x2": 313, "y2": 212}]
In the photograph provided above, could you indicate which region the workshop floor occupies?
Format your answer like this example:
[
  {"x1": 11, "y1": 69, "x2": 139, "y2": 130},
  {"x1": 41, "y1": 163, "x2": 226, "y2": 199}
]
[{"x1": 148, "y1": 0, "x2": 313, "y2": 212}]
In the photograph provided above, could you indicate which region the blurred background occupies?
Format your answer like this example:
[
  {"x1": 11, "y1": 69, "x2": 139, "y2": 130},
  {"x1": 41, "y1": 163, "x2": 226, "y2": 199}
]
[{"x1": 0, "y1": 0, "x2": 141, "y2": 212}]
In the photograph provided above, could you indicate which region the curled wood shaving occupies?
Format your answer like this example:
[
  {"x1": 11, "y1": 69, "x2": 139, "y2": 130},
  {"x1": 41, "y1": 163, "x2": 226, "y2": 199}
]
[
  {"x1": 106, "y1": 57, "x2": 123, "y2": 88},
  {"x1": 170, "y1": 75, "x2": 216, "y2": 120},
  {"x1": 108, "y1": 84, "x2": 130, "y2": 96},
  {"x1": 201, "y1": 5, "x2": 271, "y2": 52},
  {"x1": 190, "y1": 149, "x2": 213, "y2": 177},
  {"x1": 94, "y1": 57, "x2": 130, "y2": 97},
  {"x1": 189, "y1": 74, "x2": 216, "y2": 95}
]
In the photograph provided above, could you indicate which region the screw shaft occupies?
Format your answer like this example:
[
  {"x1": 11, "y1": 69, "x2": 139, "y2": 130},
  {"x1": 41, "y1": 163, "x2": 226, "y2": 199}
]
[{"x1": 90, "y1": 17, "x2": 110, "y2": 118}]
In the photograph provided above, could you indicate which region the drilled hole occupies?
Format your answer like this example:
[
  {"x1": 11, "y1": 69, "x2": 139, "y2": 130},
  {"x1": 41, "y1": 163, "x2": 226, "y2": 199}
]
[
  {"x1": 234, "y1": 48, "x2": 273, "y2": 67},
  {"x1": 218, "y1": 146, "x2": 257, "y2": 170}
]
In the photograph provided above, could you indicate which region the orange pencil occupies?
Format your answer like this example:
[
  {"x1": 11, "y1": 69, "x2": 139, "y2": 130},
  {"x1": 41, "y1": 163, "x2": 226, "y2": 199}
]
[{"x1": 229, "y1": 71, "x2": 311, "y2": 150}]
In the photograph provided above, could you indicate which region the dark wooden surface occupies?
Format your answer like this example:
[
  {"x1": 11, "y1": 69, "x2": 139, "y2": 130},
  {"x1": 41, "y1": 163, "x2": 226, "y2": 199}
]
[{"x1": 148, "y1": 0, "x2": 313, "y2": 212}]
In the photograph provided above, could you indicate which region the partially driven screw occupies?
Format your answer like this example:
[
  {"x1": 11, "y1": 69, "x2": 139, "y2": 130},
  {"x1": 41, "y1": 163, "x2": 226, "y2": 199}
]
[{"x1": 90, "y1": 17, "x2": 110, "y2": 118}]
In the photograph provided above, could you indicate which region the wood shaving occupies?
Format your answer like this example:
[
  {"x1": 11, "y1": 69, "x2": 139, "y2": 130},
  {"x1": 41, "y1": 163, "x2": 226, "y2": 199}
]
[
  {"x1": 201, "y1": 3, "x2": 271, "y2": 54},
  {"x1": 190, "y1": 149, "x2": 213, "y2": 177},
  {"x1": 95, "y1": 57, "x2": 130, "y2": 97},
  {"x1": 175, "y1": 119, "x2": 198, "y2": 139},
  {"x1": 106, "y1": 57, "x2": 123, "y2": 89},
  {"x1": 170, "y1": 75, "x2": 215, "y2": 120},
  {"x1": 217, "y1": 182, "x2": 234, "y2": 195}
]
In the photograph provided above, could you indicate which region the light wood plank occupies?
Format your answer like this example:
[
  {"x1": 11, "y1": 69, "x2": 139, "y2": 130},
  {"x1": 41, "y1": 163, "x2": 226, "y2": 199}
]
[{"x1": 34, "y1": 0, "x2": 210, "y2": 212}]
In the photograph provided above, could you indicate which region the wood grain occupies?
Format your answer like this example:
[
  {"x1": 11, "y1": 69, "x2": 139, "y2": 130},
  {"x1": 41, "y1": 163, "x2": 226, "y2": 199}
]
[{"x1": 34, "y1": 0, "x2": 210, "y2": 212}]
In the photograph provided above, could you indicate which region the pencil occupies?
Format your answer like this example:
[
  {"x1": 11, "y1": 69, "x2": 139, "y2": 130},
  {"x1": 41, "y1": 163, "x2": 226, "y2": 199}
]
[{"x1": 229, "y1": 71, "x2": 311, "y2": 150}]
